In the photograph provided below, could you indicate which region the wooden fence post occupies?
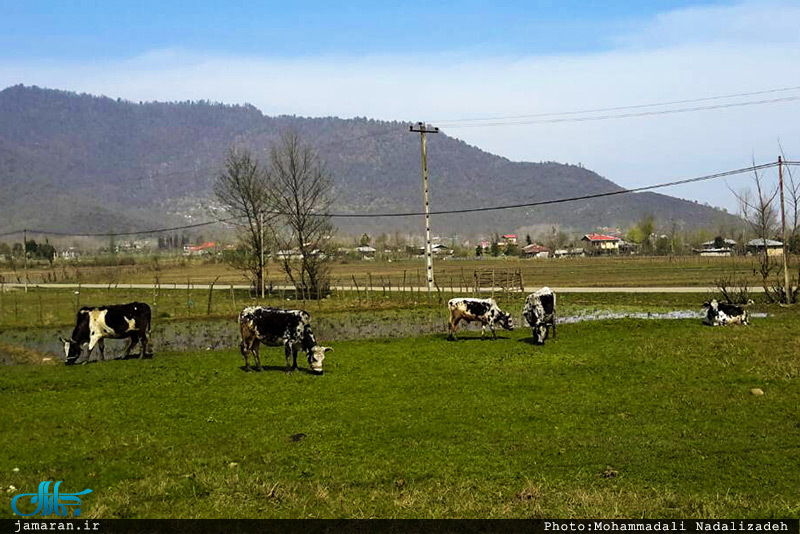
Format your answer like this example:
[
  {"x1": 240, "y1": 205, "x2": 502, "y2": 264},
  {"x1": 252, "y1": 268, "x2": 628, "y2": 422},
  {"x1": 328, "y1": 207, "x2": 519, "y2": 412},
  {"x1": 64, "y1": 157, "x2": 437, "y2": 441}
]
[
  {"x1": 207, "y1": 276, "x2": 220, "y2": 315},
  {"x1": 352, "y1": 275, "x2": 362, "y2": 307}
]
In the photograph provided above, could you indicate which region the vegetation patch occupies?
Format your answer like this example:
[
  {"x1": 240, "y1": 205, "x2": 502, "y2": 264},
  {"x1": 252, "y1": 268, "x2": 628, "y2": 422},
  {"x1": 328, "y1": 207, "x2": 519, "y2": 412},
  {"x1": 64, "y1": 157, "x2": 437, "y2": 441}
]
[{"x1": 2, "y1": 315, "x2": 799, "y2": 518}]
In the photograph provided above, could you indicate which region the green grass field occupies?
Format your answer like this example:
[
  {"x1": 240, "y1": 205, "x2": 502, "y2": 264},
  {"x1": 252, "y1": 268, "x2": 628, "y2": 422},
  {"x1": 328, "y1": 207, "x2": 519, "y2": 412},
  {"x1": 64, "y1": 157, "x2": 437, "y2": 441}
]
[{"x1": 2, "y1": 314, "x2": 799, "y2": 519}]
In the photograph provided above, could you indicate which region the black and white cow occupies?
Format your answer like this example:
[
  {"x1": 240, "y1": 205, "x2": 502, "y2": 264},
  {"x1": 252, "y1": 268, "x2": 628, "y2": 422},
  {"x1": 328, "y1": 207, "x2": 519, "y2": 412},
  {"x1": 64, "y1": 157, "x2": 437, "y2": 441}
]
[
  {"x1": 447, "y1": 297, "x2": 514, "y2": 341},
  {"x1": 522, "y1": 287, "x2": 557, "y2": 345},
  {"x1": 59, "y1": 302, "x2": 152, "y2": 365},
  {"x1": 238, "y1": 306, "x2": 332, "y2": 374},
  {"x1": 702, "y1": 299, "x2": 750, "y2": 326}
]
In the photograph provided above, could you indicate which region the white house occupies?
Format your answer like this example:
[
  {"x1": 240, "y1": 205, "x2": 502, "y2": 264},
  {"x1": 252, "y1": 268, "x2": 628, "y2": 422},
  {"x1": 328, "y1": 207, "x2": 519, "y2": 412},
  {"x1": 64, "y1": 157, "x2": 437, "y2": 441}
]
[{"x1": 747, "y1": 239, "x2": 783, "y2": 256}]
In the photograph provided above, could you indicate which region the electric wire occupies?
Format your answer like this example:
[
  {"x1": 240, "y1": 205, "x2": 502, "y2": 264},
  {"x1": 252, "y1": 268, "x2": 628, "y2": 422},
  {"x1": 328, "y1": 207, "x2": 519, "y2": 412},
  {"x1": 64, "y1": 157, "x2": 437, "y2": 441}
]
[
  {"x1": 3, "y1": 161, "x2": 797, "y2": 237},
  {"x1": 434, "y1": 85, "x2": 800, "y2": 124},
  {"x1": 441, "y1": 96, "x2": 800, "y2": 128}
]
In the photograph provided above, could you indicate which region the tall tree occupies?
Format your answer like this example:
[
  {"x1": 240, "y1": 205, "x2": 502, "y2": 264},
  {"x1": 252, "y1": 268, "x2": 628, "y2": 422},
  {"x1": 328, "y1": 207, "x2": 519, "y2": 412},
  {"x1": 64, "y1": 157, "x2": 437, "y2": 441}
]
[
  {"x1": 637, "y1": 215, "x2": 655, "y2": 254},
  {"x1": 267, "y1": 131, "x2": 335, "y2": 298},
  {"x1": 214, "y1": 148, "x2": 272, "y2": 295}
]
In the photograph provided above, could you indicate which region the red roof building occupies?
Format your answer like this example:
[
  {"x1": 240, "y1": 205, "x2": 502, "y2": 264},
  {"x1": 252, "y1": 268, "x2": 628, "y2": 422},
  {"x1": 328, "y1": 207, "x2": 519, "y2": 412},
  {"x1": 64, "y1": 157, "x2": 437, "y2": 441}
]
[
  {"x1": 581, "y1": 234, "x2": 620, "y2": 254},
  {"x1": 581, "y1": 233, "x2": 619, "y2": 242},
  {"x1": 501, "y1": 234, "x2": 518, "y2": 245},
  {"x1": 185, "y1": 242, "x2": 217, "y2": 254}
]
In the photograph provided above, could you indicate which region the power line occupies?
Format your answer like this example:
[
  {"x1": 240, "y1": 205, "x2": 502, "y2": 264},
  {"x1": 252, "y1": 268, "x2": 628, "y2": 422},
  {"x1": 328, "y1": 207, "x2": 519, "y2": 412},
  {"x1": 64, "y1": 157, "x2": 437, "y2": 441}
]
[
  {"x1": 319, "y1": 161, "x2": 782, "y2": 218},
  {"x1": 2, "y1": 161, "x2": 798, "y2": 237},
  {"x1": 435, "y1": 85, "x2": 800, "y2": 124},
  {"x1": 441, "y1": 96, "x2": 800, "y2": 128}
]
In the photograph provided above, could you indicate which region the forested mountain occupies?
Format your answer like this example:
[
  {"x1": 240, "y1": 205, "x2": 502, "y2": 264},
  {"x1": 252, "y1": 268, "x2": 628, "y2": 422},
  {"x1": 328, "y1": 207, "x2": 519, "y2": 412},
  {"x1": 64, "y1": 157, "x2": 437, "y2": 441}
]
[{"x1": 0, "y1": 85, "x2": 738, "y2": 239}]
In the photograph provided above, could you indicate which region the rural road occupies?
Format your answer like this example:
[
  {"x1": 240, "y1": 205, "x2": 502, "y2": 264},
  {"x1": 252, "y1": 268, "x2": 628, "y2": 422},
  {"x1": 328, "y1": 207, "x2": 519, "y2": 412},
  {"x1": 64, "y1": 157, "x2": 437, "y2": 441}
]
[{"x1": 0, "y1": 282, "x2": 758, "y2": 293}]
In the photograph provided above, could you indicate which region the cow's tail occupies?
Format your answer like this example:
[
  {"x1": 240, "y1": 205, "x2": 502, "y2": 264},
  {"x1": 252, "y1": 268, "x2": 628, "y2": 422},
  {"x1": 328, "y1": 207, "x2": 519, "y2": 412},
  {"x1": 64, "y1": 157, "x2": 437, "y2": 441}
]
[{"x1": 142, "y1": 303, "x2": 152, "y2": 332}]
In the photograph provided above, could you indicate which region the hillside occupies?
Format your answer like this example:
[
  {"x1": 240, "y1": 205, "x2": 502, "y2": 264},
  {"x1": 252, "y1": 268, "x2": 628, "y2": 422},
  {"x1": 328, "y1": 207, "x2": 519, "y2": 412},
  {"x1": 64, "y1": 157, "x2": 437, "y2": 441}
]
[{"x1": 0, "y1": 84, "x2": 739, "y2": 238}]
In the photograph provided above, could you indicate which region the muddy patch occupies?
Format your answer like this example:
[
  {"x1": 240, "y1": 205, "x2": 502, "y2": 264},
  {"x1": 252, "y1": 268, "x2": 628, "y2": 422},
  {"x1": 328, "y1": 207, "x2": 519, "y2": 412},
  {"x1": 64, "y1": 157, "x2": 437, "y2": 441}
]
[{"x1": 0, "y1": 311, "x2": 452, "y2": 363}]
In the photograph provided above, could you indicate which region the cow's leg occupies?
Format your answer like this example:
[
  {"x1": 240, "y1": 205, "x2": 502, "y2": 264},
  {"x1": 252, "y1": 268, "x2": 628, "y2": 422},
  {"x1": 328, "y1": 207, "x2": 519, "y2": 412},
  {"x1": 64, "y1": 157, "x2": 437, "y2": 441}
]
[
  {"x1": 240, "y1": 337, "x2": 252, "y2": 371},
  {"x1": 490, "y1": 322, "x2": 497, "y2": 340},
  {"x1": 138, "y1": 332, "x2": 150, "y2": 358},
  {"x1": 97, "y1": 338, "x2": 105, "y2": 361},
  {"x1": 252, "y1": 341, "x2": 262, "y2": 371},
  {"x1": 242, "y1": 343, "x2": 251, "y2": 372},
  {"x1": 284, "y1": 341, "x2": 296, "y2": 373},
  {"x1": 87, "y1": 332, "x2": 103, "y2": 355},
  {"x1": 123, "y1": 334, "x2": 140, "y2": 358},
  {"x1": 448, "y1": 315, "x2": 461, "y2": 341}
]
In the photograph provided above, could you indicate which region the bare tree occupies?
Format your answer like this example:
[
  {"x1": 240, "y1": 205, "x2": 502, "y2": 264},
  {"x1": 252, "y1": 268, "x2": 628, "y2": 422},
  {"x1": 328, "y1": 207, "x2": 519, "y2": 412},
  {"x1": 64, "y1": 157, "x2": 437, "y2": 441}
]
[
  {"x1": 214, "y1": 148, "x2": 273, "y2": 295},
  {"x1": 731, "y1": 164, "x2": 780, "y2": 300},
  {"x1": 266, "y1": 131, "x2": 334, "y2": 299}
]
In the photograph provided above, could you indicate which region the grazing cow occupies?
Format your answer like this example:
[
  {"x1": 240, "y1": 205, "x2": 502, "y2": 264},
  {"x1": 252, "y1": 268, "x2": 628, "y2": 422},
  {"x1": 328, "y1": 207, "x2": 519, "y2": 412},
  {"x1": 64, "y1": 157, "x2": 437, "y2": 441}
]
[
  {"x1": 522, "y1": 287, "x2": 557, "y2": 345},
  {"x1": 238, "y1": 306, "x2": 332, "y2": 374},
  {"x1": 59, "y1": 302, "x2": 152, "y2": 365},
  {"x1": 447, "y1": 297, "x2": 514, "y2": 341},
  {"x1": 703, "y1": 299, "x2": 750, "y2": 326}
]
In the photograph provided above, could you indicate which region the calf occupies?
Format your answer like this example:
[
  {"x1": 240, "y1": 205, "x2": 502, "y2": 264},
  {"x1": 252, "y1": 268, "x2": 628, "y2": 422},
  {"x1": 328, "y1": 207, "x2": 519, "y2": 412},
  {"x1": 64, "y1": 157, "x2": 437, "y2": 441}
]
[
  {"x1": 522, "y1": 287, "x2": 557, "y2": 345},
  {"x1": 703, "y1": 299, "x2": 750, "y2": 326},
  {"x1": 238, "y1": 306, "x2": 332, "y2": 374},
  {"x1": 59, "y1": 302, "x2": 152, "y2": 365},
  {"x1": 447, "y1": 297, "x2": 514, "y2": 341}
]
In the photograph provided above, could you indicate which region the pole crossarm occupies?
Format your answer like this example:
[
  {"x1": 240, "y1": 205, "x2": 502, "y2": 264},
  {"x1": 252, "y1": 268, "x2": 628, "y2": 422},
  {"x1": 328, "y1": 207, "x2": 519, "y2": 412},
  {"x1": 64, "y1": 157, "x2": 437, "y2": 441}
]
[{"x1": 409, "y1": 122, "x2": 440, "y2": 134}]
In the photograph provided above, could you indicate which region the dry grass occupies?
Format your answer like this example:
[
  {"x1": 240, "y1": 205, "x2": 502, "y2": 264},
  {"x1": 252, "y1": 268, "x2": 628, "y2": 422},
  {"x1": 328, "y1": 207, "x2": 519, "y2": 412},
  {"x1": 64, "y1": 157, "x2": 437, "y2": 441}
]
[{"x1": 1, "y1": 254, "x2": 780, "y2": 288}]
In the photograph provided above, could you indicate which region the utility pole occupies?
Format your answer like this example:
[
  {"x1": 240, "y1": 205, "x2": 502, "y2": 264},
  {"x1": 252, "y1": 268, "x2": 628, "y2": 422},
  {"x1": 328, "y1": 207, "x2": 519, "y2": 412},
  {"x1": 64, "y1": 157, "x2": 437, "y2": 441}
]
[
  {"x1": 23, "y1": 229, "x2": 28, "y2": 293},
  {"x1": 778, "y1": 156, "x2": 792, "y2": 303},
  {"x1": 410, "y1": 122, "x2": 439, "y2": 292},
  {"x1": 260, "y1": 211, "x2": 266, "y2": 299}
]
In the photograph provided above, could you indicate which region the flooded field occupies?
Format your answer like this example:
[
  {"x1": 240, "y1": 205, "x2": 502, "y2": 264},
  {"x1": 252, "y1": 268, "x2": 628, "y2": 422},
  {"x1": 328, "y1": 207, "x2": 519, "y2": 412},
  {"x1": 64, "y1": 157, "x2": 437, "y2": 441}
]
[{"x1": 1, "y1": 306, "x2": 761, "y2": 365}]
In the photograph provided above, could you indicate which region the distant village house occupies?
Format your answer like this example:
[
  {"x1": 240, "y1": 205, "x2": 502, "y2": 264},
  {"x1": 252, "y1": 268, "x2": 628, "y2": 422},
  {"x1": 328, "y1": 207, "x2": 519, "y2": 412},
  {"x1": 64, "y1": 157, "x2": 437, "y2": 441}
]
[
  {"x1": 747, "y1": 238, "x2": 783, "y2": 256},
  {"x1": 183, "y1": 241, "x2": 217, "y2": 255},
  {"x1": 581, "y1": 233, "x2": 620, "y2": 254},
  {"x1": 521, "y1": 243, "x2": 550, "y2": 258},
  {"x1": 696, "y1": 239, "x2": 737, "y2": 257}
]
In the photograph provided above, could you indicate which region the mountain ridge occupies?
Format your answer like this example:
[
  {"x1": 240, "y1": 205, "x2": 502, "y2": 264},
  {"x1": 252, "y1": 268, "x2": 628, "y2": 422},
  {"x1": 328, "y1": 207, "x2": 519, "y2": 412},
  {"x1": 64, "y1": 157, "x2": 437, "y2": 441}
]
[{"x1": 0, "y1": 84, "x2": 739, "y2": 239}]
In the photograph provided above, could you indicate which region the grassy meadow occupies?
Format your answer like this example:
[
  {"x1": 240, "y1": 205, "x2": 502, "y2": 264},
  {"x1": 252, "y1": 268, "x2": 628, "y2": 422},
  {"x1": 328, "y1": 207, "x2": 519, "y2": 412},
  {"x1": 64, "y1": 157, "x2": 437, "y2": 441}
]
[{"x1": 2, "y1": 313, "x2": 800, "y2": 518}]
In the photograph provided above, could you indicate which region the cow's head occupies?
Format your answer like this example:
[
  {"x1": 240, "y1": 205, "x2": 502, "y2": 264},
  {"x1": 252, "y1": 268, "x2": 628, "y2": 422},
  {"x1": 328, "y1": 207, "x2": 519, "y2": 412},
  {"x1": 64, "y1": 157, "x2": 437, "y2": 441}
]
[
  {"x1": 702, "y1": 299, "x2": 721, "y2": 326},
  {"x1": 498, "y1": 311, "x2": 514, "y2": 331},
  {"x1": 533, "y1": 322, "x2": 548, "y2": 345},
  {"x1": 307, "y1": 346, "x2": 333, "y2": 374},
  {"x1": 59, "y1": 336, "x2": 82, "y2": 365}
]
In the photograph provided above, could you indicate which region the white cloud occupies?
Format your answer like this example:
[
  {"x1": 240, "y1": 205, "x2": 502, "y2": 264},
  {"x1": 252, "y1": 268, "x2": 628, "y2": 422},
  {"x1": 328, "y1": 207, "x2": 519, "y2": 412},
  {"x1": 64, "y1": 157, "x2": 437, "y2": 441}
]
[{"x1": 1, "y1": 1, "x2": 799, "y2": 213}]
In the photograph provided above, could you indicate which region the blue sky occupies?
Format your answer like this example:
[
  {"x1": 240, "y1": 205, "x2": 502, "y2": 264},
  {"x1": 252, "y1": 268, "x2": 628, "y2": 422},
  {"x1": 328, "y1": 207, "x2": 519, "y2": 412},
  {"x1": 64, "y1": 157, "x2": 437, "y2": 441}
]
[
  {"x1": 2, "y1": 1, "x2": 800, "y2": 216},
  {"x1": 1, "y1": 1, "x2": 730, "y2": 58}
]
